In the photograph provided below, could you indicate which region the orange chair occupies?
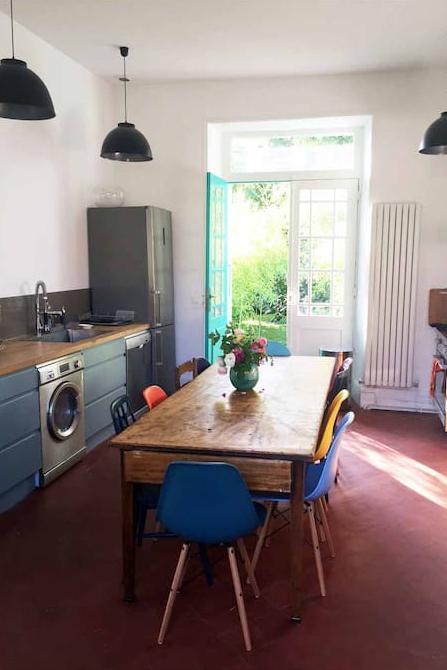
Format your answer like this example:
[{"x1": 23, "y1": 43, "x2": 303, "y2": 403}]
[{"x1": 143, "y1": 385, "x2": 168, "y2": 410}]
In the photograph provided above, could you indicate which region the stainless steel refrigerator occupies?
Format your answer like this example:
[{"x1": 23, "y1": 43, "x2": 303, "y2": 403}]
[{"x1": 87, "y1": 206, "x2": 176, "y2": 395}]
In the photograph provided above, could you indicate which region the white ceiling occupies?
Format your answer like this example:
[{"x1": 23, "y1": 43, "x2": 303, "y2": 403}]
[{"x1": 3, "y1": 0, "x2": 447, "y2": 83}]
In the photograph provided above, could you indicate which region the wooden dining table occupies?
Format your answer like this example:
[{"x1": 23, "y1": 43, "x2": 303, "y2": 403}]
[{"x1": 111, "y1": 355, "x2": 335, "y2": 621}]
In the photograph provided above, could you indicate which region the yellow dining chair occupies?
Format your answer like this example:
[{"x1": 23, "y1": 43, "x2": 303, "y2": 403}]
[{"x1": 314, "y1": 389, "x2": 349, "y2": 461}]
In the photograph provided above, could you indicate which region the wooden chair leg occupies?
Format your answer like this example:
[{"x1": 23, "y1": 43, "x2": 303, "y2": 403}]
[
  {"x1": 308, "y1": 504, "x2": 326, "y2": 597},
  {"x1": 250, "y1": 501, "x2": 274, "y2": 576},
  {"x1": 158, "y1": 543, "x2": 190, "y2": 645},
  {"x1": 237, "y1": 538, "x2": 260, "y2": 598},
  {"x1": 316, "y1": 510, "x2": 327, "y2": 544},
  {"x1": 317, "y1": 498, "x2": 335, "y2": 558},
  {"x1": 227, "y1": 546, "x2": 252, "y2": 652}
]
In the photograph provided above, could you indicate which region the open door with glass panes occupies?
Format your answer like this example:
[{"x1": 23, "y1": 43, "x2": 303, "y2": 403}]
[
  {"x1": 205, "y1": 172, "x2": 229, "y2": 362},
  {"x1": 288, "y1": 179, "x2": 358, "y2": 355}
]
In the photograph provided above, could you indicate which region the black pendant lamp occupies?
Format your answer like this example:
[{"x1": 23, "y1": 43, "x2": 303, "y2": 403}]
[
  {"x1": 0, "y1": 0, "x2": 55, "y2": 120},
  {"x1": 101, "y1": 46, "x2": 152, "y2": 162},
  {"x1": 419, "y1": 112, "x2": 447, "y2": 155}
]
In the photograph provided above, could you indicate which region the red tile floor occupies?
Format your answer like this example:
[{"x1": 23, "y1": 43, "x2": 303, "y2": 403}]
[{"x1": 1, "y1": 409, "x2": 447, "y2": 670}]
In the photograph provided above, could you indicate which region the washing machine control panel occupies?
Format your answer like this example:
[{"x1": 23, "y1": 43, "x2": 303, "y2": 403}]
[{"x1": 37, "y1": 353, "x2": 85, "y2": 385}]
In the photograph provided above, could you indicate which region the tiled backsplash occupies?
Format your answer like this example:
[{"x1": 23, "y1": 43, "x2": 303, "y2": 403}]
[{"x1": 0, "y1": 289, "x2": 91, "y2": 340}]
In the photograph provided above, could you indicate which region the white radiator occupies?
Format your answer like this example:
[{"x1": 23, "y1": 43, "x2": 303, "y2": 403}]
[{"x1": 364, "y1": 202, "x2": 420, "y2": 388}]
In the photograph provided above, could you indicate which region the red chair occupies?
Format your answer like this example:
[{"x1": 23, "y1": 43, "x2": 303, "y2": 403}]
[{"x1": 143, "y1": 385, "x2": 167, "y2": 410}]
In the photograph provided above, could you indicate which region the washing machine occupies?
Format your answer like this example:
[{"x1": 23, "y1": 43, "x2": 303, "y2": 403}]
[{"x1": 37, "y1": 352, "x2": 86, "y2": 485}]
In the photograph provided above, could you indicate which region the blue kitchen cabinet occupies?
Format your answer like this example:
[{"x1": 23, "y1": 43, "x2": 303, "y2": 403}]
[
  {"x1": 0, "y1": 367, "x2": 41, "y2": 513},
  {"x1": 83, "y1": 338, "x2": 126, "y2": 449}
]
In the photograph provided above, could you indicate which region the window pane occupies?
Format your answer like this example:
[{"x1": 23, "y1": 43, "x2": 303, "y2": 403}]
[
  {"x1": 335, "y1": 189, "x2": 348, "y2": 201},
  {"x1": 311, "y1": 305, "x2": 331, "y2": 316},
  {"x1": 299, "y1": 189, "x2": 310, "y2": 201},
  {"x1": 334, "y1": 239, "x2": 345, "y2": 270},
  {"x1": 298, "y1": 304, "x2": 308, "y2": 316},
  {"x1": 299, "y1": 273, "x2": 309, "y2": 303},
  {"x1": 230, "y1": 134, "x2": 355, "y2": 173},
  {"x1": 311, "y1": 272, "x2": 331, "y2": 303},
  {"x1": 333, "y1": 273, "x2": 344, "y2": 303},
  {"x1": 299, "y1": 239, "x2": 309, "y2": 269},
  {"x1": 333, "y1": 305, "x2": 344, "y2": 317},
  {"x1": 311, "y1": 202, "x2": 334, "y2": 236},
  {"x1": 335, "y1": 203, "x2": 347, "y2": 236},
  {"x1": 311, "y1": 239, "x2": 332, "y2": 270},
  {"x1": 311, "y1": 189, "x2": 334, "y2": 201},
  {"x1": 299, "y1": 203, "x2": 310, "y2": 235}
]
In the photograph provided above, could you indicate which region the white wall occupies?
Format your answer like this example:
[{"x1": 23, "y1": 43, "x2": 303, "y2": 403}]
[
  {"x1": 0, "y1": 14, "x2": 114, "y2": 298},
  {"x1": 114, "y1": 67, "x2": 447, "y2": 409}
]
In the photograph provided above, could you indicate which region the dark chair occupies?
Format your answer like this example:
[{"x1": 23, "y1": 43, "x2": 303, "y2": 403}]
[
  {"x1": 156, "y1": 462, "x2": 266, "y2": 651},
  {"x1": 110, "y1": 395, "x2": 214, "y2": 586},
  {"x1": 110, "y1": 395, "x2": 167, "y2": 546},
  {"x1": 326, "y1": 356, "x2": 353, "y2": 406},
  {"x1": 196, "y1": 357, "x2": 211, "y2": 374}
]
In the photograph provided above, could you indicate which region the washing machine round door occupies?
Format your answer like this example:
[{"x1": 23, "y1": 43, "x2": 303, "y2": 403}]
[{"x1": 48, "y1": 381, "x2": 82, "y2": 441}]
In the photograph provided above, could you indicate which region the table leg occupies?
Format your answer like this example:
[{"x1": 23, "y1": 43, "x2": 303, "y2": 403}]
[
  {"x1": 290, "y1": 460, "x2": 305, "y2": 622},
  {"x1": 121, "y1": 453, "x2": 136, "y2": 602}
]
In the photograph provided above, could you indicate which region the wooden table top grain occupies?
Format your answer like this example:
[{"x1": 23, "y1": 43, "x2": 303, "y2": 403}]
[{"x1": 111, "y1": 356, "x2": 335, "y2": 461}]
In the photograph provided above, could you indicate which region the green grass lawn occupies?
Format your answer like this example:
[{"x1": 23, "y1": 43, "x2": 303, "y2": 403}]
[{"x1": 241, "y1": 319, "x2": 287, "y2": 345}]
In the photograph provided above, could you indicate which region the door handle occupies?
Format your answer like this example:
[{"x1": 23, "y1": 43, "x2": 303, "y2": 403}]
[
  {"x1": 206, "y1": 293, "x2": 214, "y2": 311},
  {"x1": 151, "y1": 290, "x2": 162, "y2": 326}
]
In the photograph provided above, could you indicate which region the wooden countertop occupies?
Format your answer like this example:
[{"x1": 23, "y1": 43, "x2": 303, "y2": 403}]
[
  {"x1": 112, "y1": 356, "x2": 335, "y2": 461},
  {"x1": 0, "y1": 323, "x2": 150, "y2": 377}
]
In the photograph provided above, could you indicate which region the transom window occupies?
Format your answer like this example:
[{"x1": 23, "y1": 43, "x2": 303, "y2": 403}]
[{"x1": 230, "y1": 133, "x2": 355, "y2": 174}]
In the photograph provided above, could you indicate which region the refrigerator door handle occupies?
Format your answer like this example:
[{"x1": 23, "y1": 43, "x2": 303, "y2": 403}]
[
  {"x1": 156, "y1": 291, "x2": 161, "y2": 326},
  {"x1": 151, "y1": 290, "x2": 162, "y2": 326},
  {"x1": 155, "y1": 329, "x2": 163, "y2": 366}
]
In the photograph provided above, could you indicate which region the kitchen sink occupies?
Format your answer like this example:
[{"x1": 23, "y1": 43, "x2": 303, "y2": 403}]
[{"x1": 29, "y1": 328, "x2": 102, "y2": 343}]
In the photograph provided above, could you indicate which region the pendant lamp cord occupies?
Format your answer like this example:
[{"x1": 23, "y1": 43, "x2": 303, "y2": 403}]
[
  {"x1": 123, "y1": 54, "x2": 128, "y2": 123},
  {"x1": 10, "y1": 0, "x2": 15, "y2": 58}
]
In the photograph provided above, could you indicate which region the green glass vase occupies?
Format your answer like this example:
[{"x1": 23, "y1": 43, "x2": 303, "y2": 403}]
[{"x1": 229, "y1": 364, "x2": 259, "y2": 392}]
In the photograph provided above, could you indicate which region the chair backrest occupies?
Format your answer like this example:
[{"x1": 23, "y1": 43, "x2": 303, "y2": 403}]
[
  {"x1": 266, "y1": 341, "x2": 291, "y2": 357},
  {"x1": 110, "y1": 395, "x2": 135, "y2": 434},
  {"x1": 196, "y1": 357, "x2": 211, "y2": 375},
  {"x1": 314, "y1": 389, "x2": 349, "y2": 461},
  {"x1": 143, "y1": 385, "x2": 167, "y2": 410},
  {"x1": 327, "y1": 356, "x2": 353, "y2": 405},
  {"x1": 341, "y1": 356, "x2": 353, "y2": 372},
  {"x1": 175, "y1": 359, "x2": 197, "y2": 390},
  {"x1": 156, "y1": 462, "x2": 261, "y2": 544},
  {"x1": 306, "y1": 411, "x2": 355, "y2": 501}
]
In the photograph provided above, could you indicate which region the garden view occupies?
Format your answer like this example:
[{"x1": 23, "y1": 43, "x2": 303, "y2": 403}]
[{"x1": 229, "y1": 182, "x2": 289, "y2": 345}]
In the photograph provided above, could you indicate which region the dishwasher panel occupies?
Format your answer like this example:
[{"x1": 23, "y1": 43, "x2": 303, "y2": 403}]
[{"x1": 125, "y1": 331, "x2": 152, "y2": 413}]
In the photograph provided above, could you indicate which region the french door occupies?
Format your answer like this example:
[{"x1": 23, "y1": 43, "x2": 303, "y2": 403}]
[
  {"x1": 287, "y1": 179, "x2": 358, "y2": 355},
  {"x1": 205, "y1": 173, "x2": 229, "y2": 362}
]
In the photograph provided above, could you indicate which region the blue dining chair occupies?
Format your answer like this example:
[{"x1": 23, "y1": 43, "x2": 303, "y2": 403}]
[
  {"x1": 266, "y1": 340, "x2": 291, "y2": 356},
  {"x1": 156, "y1": 462, "x2": 266, "y2": 652},
  {"x1": 251, "y1": 411, "x2": 355, "y2": 597}
]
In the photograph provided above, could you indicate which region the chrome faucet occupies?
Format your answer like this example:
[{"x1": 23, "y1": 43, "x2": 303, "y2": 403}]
[{"x1": 35, "y1": 281, "x2": 66, "y2": 336}]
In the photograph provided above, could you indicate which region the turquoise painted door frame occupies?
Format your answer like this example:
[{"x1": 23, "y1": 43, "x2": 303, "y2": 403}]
[{"x1": 205, "y1": 172, "x2": 228, "y2": 362}]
